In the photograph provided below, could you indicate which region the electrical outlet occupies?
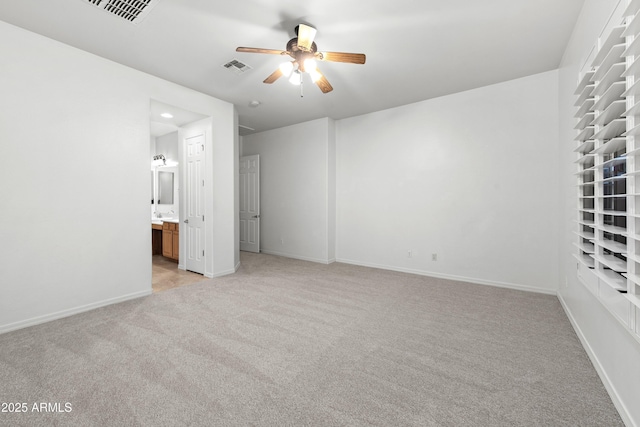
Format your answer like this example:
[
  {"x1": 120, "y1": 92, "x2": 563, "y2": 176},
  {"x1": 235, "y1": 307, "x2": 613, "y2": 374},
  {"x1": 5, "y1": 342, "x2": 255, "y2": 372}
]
[
  {"x1": 432, "y1": 253, "x2": 438, "y2": 261},
  {"x1": 408, "y1": 250, "x2": 412, "y2": 258},
  {"x1": 280, "y1": 238, "x2": 284, "y2": 245}
]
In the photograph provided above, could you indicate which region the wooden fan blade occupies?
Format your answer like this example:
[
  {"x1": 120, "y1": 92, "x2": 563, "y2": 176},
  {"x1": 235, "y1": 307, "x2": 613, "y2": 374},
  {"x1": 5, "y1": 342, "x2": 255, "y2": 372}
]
[
  {"x1": 263, "y1": 68, "x2": 283, "y2": 84},
  {"x1": 317, "y1": 51, "x2": 366, "y2": 64},
  {"x1": 236, "y1": 47, "x2": 287, "y2": 55},
  {"x1": 296, "y1": 24, "x2": 317, "y2": 52},
  {"x1": 312, "y1": 69, "x2": 333, "y2": 93}
]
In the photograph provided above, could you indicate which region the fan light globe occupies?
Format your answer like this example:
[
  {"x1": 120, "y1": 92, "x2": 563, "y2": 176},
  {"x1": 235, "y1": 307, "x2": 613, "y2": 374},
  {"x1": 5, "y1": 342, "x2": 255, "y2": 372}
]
[
  {"x1": 289, "y1": 70, "x2": 302, "y2": 85},
  {"x1": 279, "y1": 62, "x2": 294, "y2": 77}
]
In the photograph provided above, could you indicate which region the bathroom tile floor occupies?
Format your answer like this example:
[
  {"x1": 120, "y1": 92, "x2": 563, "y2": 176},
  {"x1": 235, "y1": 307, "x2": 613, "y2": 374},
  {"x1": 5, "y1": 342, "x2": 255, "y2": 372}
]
[{"x1": 152, "y1": 255, "x2": 205, "y2": 292}]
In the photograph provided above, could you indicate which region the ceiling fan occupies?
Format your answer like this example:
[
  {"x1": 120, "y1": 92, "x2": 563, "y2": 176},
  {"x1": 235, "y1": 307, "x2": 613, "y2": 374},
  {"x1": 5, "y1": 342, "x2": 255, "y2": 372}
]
[{"x1": 236, "y1": 24, "x2": 366, "y2": 94}]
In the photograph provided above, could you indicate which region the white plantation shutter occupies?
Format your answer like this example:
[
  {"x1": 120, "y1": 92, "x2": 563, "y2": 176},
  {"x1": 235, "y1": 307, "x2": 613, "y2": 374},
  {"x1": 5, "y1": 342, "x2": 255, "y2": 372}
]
[{"x1": 574, "y1": 0, "x2": 640, "y2": 341}]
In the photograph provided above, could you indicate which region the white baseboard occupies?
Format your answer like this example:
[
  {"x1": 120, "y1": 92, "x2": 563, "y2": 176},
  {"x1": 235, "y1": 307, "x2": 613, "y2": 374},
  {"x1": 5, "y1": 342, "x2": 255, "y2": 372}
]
[
  {"x1": 261, "y1": 249, "x2": 335, "y2": 265},
  {"x1": 557, "y1": 294, "x2": 635, "y2": 427},
  {"x1": 0, "y1": 289, "x2": 152, "y2": 335},
  {"x1": 335, "y1": 258, "x2": 557, "y2": 295},
  {"x1": 206, "y1": 268, "x2": 237, "y2": 278}
]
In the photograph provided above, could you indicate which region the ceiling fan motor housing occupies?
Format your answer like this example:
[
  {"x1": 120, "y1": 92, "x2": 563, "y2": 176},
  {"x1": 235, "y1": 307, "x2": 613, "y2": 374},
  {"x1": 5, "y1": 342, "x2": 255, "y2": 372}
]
[
  {"x1": 286, "y1": 39, "x2": 318, "y2": 72},
  {"x1": 287, "y1": 38, "x2": 317, "y2": 53}
]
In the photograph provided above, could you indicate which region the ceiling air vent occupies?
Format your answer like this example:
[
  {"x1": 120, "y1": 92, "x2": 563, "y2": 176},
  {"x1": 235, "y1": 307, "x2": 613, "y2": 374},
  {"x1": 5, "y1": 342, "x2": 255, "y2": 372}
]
[
  {"x1": 222, "y1": 59, "x2": 252, "y2": 75},
  {"x1": 82, "y1": 0, "x2": 160, "y2": 24}
]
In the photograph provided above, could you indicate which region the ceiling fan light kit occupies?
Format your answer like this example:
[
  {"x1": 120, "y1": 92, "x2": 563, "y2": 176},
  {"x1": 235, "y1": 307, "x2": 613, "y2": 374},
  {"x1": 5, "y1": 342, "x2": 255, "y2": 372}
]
[
  {"x1": 279, "y1": 61, "x2": 294, "y2": 75},
  {"x1": 236, "y1": 23, "x2": 366, "y2": 95},
  {"x1": 289, "y1": 70, "x2": 302, "y2": 86}
]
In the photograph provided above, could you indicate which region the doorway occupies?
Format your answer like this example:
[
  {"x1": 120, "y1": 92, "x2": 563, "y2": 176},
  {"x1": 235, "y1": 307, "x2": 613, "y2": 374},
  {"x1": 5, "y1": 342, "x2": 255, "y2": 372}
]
[
  {"x1": 150, "y1": 100, "x2": 208, "y2": 292},
  {"x1": 151, "y1": 255, "x2": 203, "y2": 292}
]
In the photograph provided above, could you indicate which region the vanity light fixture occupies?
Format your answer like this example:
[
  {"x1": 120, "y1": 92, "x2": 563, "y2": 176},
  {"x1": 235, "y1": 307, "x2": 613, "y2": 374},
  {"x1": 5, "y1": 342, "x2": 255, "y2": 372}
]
[{"x1": 152, "y1": 154, "x2": 166, "y2": 166}]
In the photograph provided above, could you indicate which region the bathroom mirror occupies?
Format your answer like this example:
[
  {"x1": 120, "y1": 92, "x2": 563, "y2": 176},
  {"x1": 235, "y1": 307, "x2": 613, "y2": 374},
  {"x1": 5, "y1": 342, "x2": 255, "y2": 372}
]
[{"x1": 158, "y1": 171, "x2": 174, "y2": 205}]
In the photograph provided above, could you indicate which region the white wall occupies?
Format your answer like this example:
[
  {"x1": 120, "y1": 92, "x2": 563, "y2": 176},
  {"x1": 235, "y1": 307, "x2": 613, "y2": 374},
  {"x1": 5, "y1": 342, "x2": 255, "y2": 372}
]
[
  {"x1": 212, "y1": 109, "x2": 241, "y2": 276},
  {"x1": 558, "y1": 1, "x2": 640, "y2": 426},
  {"x1": 242, "y1": 71, "x2": 559, "y2": 294},
  {"x1": 336, "y1": 71, "x2": 560, "y2": 293},
  {"x1": 327, "y1": 119, "x2": 336, "y2": 262},
  {"x1": 242, "y1": 118, "x2": 336, "y2": 263},
  {"x1": 0, "y1": 20, "x2": 238, "y2": 333},
  {"x1": 234, "y1": 110, "x2": 241, "y2": 270},
  {"x1": 155, "y1": 131, "x2": 179, "y2": 164}
]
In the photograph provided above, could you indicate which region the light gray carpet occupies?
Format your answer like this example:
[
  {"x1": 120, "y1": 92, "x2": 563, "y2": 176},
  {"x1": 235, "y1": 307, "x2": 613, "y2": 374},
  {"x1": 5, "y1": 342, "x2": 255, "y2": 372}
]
[{"x1": 0, "y1": 253, "x2": 623, "y2": 426}]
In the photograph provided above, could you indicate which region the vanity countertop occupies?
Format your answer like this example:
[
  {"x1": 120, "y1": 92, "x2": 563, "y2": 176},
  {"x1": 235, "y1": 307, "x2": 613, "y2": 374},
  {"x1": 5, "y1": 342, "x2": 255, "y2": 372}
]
[{"x1": 151, "y1": 218, "x2": 179, "y2": 227}]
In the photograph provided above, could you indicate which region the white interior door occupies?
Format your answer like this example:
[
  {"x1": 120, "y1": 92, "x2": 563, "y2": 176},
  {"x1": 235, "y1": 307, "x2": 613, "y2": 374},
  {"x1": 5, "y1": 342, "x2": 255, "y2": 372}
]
[
  {"x1": 240, "y1": 155, "x2": 260, "y2": 253},
  {"x1": 184, "y1": 133, "x2": 205, "y2": 273}
]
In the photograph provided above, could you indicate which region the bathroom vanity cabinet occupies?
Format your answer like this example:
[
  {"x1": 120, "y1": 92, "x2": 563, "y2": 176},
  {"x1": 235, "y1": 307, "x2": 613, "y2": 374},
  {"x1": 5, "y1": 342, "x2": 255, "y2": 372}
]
[
  {"x1": 152, "y1": 223, "x2": 163, "y2": 255},
  {"x1": 162, "y1": 222, "x2": 179, "y2": 261}
]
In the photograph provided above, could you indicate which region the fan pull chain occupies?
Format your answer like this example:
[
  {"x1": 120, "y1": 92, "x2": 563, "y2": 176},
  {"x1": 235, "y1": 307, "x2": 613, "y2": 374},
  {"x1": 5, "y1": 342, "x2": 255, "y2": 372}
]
[{"x1": 300, "y1": 75, "x2": 304, "y2": 98}]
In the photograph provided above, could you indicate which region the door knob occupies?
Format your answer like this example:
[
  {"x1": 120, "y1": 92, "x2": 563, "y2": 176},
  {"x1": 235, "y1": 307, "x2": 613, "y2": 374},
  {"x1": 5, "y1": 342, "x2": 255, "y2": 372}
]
[
  {"x1": 252, "y1": 215, "x2": 260, "y2": 219},
  {"x1": 184, "y1": 219, "x2": 189, "y2": 223}
]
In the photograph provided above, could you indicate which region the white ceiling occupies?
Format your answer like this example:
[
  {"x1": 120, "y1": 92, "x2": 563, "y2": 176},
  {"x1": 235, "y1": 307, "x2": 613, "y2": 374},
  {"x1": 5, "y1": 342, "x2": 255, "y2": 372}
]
[
  {"x1": 150, "y1": 99, "x2": 207, "y2": 137},
  {"x1": 0, "y1": 0, "x2": 585, "y2": 135}
]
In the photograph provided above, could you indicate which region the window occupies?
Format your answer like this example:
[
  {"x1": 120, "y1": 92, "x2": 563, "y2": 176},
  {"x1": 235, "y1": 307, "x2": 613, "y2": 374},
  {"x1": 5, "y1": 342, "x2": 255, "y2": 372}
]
[{"x1": 575, "y1": 0, "x2": 640, "y2": 341}]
